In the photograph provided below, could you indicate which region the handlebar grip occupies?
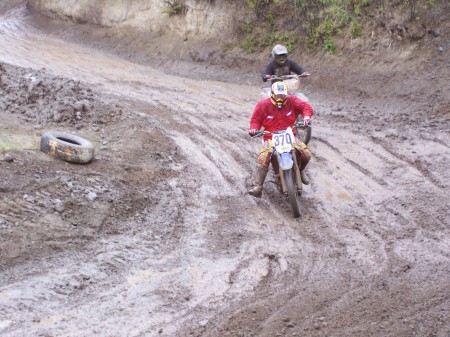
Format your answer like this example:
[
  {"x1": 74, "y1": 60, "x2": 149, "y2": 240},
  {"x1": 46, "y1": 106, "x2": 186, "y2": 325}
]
[{"x1": 294, "y1": 122, "x2": 312, "y2": 128}]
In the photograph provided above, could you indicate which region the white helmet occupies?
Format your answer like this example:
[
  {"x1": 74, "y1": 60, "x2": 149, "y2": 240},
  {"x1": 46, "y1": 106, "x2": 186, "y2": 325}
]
[
  {"x1": 272, "y1": 44, "x2": 288, "y2": 57},
  {"x1": 271, "y1": 44, "x2": 288, "y2": 65}
]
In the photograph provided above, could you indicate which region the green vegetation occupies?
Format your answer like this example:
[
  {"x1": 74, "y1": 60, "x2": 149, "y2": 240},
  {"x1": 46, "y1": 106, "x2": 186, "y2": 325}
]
[
  {"x1": 236, "y1": 0, "x2": 444, "y2": 54},
  {"x1": 0, "y1": 141, "x2": 22, "y2": 151},
  {"x1": 402, "y1": 0, "x2": 436, "y2": 19},
  {"x1": 162, "y1": 0, "x2": 185, "y2": 16},
  {"x1": 161, "y1": 0, "x2": 444, "y2": 53}
]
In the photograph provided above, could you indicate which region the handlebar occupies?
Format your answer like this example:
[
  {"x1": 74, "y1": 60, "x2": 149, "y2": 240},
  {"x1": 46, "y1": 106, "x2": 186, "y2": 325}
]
[
  {"x1": 268, "y1": 73, "x2": 309, "y2": 81},
  {"x1": 252, "y1": 130, "x2": 269, "y2": 138},
  {"x1": 251, "y1": 122, "x2": 311, "y2": 138}
]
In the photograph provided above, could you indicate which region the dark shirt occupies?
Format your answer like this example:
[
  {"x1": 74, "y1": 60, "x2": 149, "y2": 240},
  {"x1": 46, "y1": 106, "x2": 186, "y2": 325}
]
[{"x1": 262, "y1": 60, "x2": 306, "y2": 83}]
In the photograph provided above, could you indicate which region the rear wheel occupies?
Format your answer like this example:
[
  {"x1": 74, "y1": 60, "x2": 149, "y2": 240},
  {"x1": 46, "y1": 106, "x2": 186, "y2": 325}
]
[
  {"x1": 284, "y1": 169, "x2": 300, "y2": 218},
  {"x1": 296, "y1": 125, "x2": 311, "y2": 145}
]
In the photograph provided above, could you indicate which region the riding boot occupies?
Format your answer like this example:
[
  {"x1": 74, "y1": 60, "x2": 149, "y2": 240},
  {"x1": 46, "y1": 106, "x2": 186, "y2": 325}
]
[
  {"x1": 298, "y1": 153, "x2": 311, "y2": 185},
  {"x1": 248, "y1": 166, "x2": 269, "y2": 198},
  {"x1": 300, "y1": 170, "x2": 310, "y2": 185}
]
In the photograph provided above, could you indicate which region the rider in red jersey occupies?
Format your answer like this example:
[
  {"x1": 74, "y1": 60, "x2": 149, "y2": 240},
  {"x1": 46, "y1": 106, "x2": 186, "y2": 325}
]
[{"x1": 248, "y1": 82, "x2": 314, "y2": 198}]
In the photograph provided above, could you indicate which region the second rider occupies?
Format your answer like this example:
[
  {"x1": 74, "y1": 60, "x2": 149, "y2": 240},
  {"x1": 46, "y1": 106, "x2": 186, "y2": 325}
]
[{"x1": 262, "y1": 44, "x2": 310, "y2": 84}]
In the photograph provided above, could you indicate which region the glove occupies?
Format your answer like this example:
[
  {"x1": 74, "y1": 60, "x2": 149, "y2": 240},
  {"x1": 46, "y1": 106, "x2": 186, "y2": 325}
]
[
  {"x1": 303, "y1": 116, "x2": 311, "y2": 126},
  {"x1": 262, "y1": 74, "x2": 271, "y2": 82},
  {"x1": 249, "y1": 129, "x2": 258, "y2": 136},
  {"x1": 300, "y1": 72, "x2": 310, "y2": 77}
]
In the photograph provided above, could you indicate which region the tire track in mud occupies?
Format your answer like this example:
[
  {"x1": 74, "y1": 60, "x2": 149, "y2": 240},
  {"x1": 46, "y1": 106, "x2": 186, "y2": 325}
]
[
  {"x1": 1, "y1": 4, "x2": 450, "y2": 337},
  {"x1": 308, "y1": 119, "x2": 449, "y2": 268},
  {"x1": 196, "y1": 95, "x2": 449, "y2": 335},
  {"x1": 370, "y1": 134, "x2": 450, "y2": 189}
]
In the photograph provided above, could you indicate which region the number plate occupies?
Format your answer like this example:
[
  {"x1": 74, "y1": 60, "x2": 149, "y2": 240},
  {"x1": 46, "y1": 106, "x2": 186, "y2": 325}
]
[{"x1": 272, "y1": 128, "x2": 295, "y2": 153}]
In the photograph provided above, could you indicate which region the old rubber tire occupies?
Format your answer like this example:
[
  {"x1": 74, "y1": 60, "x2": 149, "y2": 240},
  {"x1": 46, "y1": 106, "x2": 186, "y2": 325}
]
[{"x1": 40, "y1": 131, "x2": 95, "y2": 164}]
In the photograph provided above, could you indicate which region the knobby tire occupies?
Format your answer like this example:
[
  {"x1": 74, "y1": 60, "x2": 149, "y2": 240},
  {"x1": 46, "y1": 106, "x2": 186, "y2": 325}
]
[{"x1": 284, "y1": 168, "x2": 300, "y2": 218}]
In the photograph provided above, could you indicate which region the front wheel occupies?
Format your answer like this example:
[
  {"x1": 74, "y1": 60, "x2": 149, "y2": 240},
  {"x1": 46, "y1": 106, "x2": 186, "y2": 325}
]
[{"x1": 284, "y1": 168, "x2": 300, "y2": 218}]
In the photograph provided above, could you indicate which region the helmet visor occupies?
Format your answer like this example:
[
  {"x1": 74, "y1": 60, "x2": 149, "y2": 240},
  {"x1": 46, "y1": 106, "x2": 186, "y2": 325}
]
[{"x1": 273, "y1": 93, "x2": 288, "y2": 102}]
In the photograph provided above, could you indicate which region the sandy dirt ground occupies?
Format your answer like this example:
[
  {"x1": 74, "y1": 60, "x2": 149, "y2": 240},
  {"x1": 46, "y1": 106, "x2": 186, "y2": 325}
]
[{"x1": 1, "y1": 2, "x2": 449, "y2": 337}]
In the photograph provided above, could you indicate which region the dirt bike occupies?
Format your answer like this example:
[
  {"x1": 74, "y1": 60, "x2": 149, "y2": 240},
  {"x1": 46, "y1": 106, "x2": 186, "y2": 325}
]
[
  {"x1": 253, "y1": 123, "x2": 307, "y2": 218},
  {"x1": 261, "y1": 74, "x2": 312, "y2": 145}
]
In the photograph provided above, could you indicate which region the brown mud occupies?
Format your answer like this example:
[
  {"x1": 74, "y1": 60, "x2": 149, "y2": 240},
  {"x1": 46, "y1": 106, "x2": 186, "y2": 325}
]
[{"x1": 0, "y1": 2, "x2": 449, "y2": 337}]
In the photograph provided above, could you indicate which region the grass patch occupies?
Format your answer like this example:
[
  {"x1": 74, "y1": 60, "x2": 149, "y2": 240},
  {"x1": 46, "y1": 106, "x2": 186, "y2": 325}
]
[
  {"x1": 0, "y1": 141, "x2": 24, "y2": 151},
  {"x1": 0, "y1": 128, "x2": 38, "y2": 151}
]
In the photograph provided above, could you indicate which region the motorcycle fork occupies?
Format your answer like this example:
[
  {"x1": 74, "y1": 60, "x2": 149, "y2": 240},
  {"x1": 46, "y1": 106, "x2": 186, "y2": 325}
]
[
  {"x1": 273, "y1": 153, "x2": 288, "y2": 195},
  {"x1": 292, "y1": 149, "x2": 302, "y2": 193},
  {"x1": 271, "y1": 155, "x2": 280, "y2": 175}
]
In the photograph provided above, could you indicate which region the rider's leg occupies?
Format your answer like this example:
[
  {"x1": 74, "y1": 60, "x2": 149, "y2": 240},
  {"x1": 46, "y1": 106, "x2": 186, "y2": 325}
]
[
  {"x1": 295, "y1": 143, "x2": 312, "y2": 185},
  {"x1": 248, "y1": 143, "x2": 272, "y2": 198},
  {"x1": 248, "y1": 165, "x2": 269, "y2": 198}
]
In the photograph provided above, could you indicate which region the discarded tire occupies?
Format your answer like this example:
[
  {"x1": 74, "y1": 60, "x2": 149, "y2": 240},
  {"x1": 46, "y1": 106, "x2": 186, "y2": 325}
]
[{"x1": 40, "y1": 131, "x2": 95, "y2": 164}]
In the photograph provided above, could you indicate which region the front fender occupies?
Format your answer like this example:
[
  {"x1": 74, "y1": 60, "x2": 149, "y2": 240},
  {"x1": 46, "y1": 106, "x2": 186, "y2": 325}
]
[{"x1": 279, "y1": 152, "x2": 293, "y2": 170}]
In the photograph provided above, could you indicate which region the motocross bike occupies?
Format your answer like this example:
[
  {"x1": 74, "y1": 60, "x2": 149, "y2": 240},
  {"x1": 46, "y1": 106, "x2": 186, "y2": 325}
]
[
  {"x1": 261, "y1": 74, "x2": 312, "y2": 146},
  {"x1": 253, "y1": 123, "x2": 307, "y2": 218}
]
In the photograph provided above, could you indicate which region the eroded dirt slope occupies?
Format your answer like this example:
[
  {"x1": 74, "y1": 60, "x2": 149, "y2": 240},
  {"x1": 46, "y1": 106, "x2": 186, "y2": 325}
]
[{"x1": 0, "y1": 3, "x2": 449, "y2": 337}]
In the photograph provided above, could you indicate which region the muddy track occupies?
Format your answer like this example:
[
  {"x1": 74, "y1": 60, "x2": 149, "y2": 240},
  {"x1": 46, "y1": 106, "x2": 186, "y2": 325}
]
[{"x1": 0, "y1": 4, "x2": 449, "y2": 337}]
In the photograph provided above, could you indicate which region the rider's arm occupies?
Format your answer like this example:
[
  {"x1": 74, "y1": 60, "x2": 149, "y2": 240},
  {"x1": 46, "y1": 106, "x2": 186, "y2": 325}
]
[
  {"x1": 261, "y1": 62, "x2": 275, "y2": 82},
  {"x1": 289, "y1": 60, "x2": 306, "y2": 75},
  {"x1": 292, "y1": 96, "x2": 313, "y2": 119},
  {"x1": 249, "y1": 101, "x2": 266, "y2": 130}
]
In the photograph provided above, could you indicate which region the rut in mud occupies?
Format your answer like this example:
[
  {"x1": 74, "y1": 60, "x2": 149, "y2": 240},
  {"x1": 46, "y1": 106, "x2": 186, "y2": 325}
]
[{"x1": 0, "y1": 3, "x2": 449, "y2": 337}]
